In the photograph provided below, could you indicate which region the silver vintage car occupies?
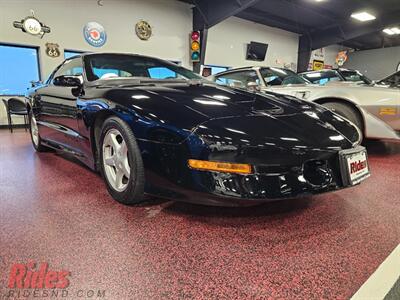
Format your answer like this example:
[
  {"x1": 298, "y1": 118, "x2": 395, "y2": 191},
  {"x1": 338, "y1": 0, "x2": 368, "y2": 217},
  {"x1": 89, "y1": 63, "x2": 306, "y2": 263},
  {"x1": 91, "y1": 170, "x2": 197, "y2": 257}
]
[{"x1": 210, "y1": 66, "x2": 400, "y2": 141}]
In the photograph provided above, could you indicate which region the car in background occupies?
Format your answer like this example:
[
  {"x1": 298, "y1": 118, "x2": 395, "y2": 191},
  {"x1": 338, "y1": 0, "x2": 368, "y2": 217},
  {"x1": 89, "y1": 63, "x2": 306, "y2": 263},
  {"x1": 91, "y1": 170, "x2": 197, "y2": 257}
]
[
  {"x1": 299, "y1": 68, "x2": 372, "y2": 86},
  {"x1": 210, "y1": 66, "x2": 400, "y2": 141},
  {"x1": 26, "y1": 53, "x2": 368, "y2": 206},
  {"x1": 376, "y1": 70, "x2": 400, "y2": 88}
]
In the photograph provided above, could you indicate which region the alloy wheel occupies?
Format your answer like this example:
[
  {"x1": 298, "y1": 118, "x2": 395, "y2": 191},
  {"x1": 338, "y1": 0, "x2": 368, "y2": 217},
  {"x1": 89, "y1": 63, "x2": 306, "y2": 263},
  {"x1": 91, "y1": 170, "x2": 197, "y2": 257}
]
[
  {"x1": 102, "y1": 128, "x2": 131, "y2": 192},
  {"x1": 31, "y1": 115, "x2": 39, "y2": 146}
]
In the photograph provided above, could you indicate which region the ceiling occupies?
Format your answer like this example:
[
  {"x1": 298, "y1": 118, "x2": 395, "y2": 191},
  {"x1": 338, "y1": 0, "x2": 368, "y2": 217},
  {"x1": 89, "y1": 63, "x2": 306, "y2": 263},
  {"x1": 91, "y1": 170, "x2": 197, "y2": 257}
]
[{"x1": 183, "y1": 0, "x2": 400, "y2": 51}]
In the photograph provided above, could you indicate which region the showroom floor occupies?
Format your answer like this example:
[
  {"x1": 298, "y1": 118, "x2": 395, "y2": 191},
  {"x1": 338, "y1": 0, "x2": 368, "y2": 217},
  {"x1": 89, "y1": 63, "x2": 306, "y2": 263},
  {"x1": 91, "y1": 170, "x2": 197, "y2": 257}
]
[{"x1": 0, "y1": 129, "x2": 399, "y2": 299}]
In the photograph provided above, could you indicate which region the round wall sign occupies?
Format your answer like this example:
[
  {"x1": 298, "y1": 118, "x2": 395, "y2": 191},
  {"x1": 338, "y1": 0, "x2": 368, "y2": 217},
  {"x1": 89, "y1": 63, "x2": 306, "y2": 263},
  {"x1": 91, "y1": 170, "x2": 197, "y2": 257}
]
[
  {"x1": 135, "y1": 20, "x2": 152, "y2": 40},
  {"x1": 83, "y1": 22, "x2": 107, "y2": 47}
]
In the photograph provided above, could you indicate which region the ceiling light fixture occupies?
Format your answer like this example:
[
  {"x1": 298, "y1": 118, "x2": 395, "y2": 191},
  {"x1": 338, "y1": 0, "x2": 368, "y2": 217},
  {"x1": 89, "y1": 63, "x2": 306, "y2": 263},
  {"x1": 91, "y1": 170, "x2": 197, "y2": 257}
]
[
  {"x1": 351, "y1": 12, "x2": 376, "y2": 22},
  {"x1": 383, "y1": 27, "x2": 400, "y2": 35}
]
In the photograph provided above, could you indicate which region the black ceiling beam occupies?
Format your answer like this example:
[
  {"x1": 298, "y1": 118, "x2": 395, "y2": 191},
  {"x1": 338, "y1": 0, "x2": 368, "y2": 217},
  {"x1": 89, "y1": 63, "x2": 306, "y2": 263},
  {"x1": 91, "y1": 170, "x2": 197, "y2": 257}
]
[
  {"x1": 192, "y1": 0, "x2": 261, "y2": 30},
  {"x1": 305, "y1": 10, "x2": 400, "y2": 50},
  {"x1": 297, "y1": 34, "x2": 312, "y2": 73},
  {"x1": 237, "y1": 7, "x2": 311, "y2": 34}
]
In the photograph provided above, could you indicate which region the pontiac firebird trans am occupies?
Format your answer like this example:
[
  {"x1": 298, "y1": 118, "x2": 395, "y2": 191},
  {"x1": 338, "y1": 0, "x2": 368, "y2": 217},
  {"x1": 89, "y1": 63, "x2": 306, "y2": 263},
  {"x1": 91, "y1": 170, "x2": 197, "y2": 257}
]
[
  {"x1": 27, "y1": 53, "x2": 370, "y2": 206},
  {"x1": 211, "y1": 67, "x2": 400, "y2": 141}
]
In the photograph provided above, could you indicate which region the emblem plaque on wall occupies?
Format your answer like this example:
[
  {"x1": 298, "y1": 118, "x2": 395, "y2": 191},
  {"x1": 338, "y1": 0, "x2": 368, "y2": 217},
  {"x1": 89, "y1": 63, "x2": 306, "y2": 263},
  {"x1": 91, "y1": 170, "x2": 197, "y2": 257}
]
[
  {"x1": 13, "y1": 11, "x2": 50, "y2": 38},
  {"x1": 83, "y1": 22, "x2": 107, "y2": 47},
  {"x1": 135, "y1": 20, "x2": 152, "y2": 40},
  {"x1": 45, "y1": 43, "x2": 60, "y2": 58}
]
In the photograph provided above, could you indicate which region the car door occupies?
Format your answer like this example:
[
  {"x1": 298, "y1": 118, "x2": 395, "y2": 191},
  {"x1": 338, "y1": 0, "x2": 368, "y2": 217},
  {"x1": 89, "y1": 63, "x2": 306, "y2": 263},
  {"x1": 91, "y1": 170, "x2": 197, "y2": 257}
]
[{"x1": 32, "y1": 57, "x2": 84, "y2": 151}]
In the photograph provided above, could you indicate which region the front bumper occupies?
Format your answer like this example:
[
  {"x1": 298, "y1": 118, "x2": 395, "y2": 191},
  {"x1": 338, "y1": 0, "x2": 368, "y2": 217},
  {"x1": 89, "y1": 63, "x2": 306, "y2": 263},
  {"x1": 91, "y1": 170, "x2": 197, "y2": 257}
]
[{"x1": 145, "y1": 148, "x2": 356, "y2": 206}]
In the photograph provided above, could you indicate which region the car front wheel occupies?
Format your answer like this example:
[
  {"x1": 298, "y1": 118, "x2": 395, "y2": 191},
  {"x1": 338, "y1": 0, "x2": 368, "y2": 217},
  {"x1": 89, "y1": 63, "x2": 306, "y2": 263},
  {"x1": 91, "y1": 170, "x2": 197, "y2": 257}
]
[{"x1": 99, "y1": 116, "x2": 145, "y2": 205}]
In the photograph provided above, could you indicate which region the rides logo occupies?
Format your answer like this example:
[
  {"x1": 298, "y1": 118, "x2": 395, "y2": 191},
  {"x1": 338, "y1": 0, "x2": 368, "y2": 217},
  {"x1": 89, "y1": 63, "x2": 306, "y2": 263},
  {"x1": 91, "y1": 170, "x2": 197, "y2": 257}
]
[
  {"x1": 8, "y1": 261, "x2": 70, "y2": 289},
  {"x1": 83, "y1": 22, "x2": 107, "y2": 47}
]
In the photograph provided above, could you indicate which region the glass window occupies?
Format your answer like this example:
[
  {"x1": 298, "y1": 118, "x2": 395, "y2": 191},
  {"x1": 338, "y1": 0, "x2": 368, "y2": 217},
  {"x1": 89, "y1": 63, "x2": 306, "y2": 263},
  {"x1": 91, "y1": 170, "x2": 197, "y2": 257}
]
[
  {"x1": 64, "y1": 50, "x2": 85, "y2": 59},
  {"x1": 0, "y1": 44, "x2": 40, "y2": 95},
  {"x1": 84, "y1": 54, "x2": 202, "y2": 82},
  {"x1": 148, "y1": 67, "x2": 177, "y2": 79},
  {"x1": 205, "y1": 65, "x2": 230, "y2": 75},
  {"x1": 214, "y1": 70, "x2": 259, "y2": 88},
  {"x1": 339, "y1": 70, "x2": 372, "y2": 84},
  {"x1": 52, "y1": 58, "x2": 84, "y2": 83},
  {"x1": 260, "y1": 67, "x2": 308, "y2": 86}
]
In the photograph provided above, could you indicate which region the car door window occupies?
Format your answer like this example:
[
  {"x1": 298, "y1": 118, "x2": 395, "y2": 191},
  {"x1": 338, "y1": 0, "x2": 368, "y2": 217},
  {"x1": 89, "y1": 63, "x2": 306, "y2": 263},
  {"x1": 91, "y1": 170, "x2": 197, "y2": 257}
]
[
  {"x1": 51, "y1": 58, "x2": 84, "y2": 84},
  {"x1": 214, "y1": 71, "x2": 259, "y2": 89}
]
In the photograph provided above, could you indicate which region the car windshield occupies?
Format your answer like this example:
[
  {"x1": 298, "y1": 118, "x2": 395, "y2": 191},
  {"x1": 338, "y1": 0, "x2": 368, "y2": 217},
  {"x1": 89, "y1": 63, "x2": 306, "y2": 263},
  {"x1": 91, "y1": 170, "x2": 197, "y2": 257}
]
[
  {"x1": 301, "y1": 70, "x2": 342, "y2": 85},
  {"x1": 260, "y1": 67, "x2": 309, "y2": 86},
  {"x1": 339, "y1": 70, "x2": 372, "y2": 84},
  {"x1": 84, "y1": 54, "x2": 202, "y2": 82},
  {"x1": 378, "y1": 71, "x2": 400, "y2": 87}
]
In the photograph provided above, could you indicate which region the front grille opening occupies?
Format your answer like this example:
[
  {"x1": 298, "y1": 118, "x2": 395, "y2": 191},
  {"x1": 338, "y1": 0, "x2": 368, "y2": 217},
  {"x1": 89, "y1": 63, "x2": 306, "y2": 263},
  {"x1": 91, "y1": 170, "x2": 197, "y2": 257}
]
[{"x1": 303, "y1": 160, "x2": 333, "y2": 187}]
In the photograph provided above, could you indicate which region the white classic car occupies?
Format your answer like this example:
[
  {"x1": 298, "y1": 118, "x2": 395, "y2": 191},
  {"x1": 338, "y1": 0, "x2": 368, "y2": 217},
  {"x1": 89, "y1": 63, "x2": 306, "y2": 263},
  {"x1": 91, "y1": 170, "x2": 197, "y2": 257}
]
[{"x1": 210, "y1": 67, "x2": 400, "y2": 141}]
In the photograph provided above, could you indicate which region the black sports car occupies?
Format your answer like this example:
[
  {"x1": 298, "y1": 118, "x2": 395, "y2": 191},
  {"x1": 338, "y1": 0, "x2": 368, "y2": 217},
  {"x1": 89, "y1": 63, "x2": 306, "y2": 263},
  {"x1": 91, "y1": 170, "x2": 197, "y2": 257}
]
[{"x1": 27, "y1": 53, "x2": 370, "y2": 206}]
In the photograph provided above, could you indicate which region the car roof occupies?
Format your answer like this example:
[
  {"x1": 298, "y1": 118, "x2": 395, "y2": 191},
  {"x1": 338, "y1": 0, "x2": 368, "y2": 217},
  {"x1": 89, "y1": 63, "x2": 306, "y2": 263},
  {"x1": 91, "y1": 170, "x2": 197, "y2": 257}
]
[
  {"x1": 66, "y1": 52, "x2": 170, "y2": 62},
  {"x1": 213, "y1": 66, "x2": 293, "y2": 77},
  {"x1": 300, "y1": 68, "x2": 359, "y2": 75}
]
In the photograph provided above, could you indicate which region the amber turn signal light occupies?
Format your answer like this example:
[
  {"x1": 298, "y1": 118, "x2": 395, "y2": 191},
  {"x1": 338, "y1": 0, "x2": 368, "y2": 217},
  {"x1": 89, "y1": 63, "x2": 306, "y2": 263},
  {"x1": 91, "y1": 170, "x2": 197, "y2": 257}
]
[{"x1": 188, "y1": 159, "x2": 252, "y2": 174}]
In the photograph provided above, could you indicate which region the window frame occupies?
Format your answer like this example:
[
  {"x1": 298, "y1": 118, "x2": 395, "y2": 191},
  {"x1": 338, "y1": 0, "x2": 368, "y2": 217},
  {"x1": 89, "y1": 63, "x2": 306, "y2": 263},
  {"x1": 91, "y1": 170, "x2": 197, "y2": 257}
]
[{"x1": 0, "y1": 42, "x2": 42, "y2": 96}]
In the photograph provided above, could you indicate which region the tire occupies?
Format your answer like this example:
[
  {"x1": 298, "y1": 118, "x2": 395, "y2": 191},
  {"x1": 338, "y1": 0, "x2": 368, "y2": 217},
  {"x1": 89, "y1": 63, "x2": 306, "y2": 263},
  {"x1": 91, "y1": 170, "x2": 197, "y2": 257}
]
[
  {"x1": 29, "y1": 112, "x2": 48, "y2": 152},
  {"x1": 322, "y1": 102, "x2": 363, "y2": 133},
  {"x1": 99, "y1": 116, "x2": 145, "y2": 205}
]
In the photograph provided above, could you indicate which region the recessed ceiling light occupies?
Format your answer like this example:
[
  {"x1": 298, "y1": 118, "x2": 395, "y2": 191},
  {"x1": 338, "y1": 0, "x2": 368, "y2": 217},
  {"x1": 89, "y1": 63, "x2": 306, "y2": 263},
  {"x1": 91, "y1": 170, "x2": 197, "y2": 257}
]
[
  {"x1": 392, "y1": 27, "x2": 400, "y2": 34},
  {"x1": 351, "y1": 12, "x2": 376, "y2": 22},
  {"x1": 383, "y1": 28, "x2": 396, "y2": 35},
  {"x1": 383, "y1": 27, "x2": 400, "y2": 35}
]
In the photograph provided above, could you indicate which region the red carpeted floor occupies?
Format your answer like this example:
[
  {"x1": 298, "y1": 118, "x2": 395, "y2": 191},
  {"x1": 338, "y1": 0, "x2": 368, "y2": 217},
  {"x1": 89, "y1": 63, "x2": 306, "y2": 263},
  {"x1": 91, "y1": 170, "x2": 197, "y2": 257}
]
[{"x1": 0, "y1": 129, "x2": 399, "y2": 299}]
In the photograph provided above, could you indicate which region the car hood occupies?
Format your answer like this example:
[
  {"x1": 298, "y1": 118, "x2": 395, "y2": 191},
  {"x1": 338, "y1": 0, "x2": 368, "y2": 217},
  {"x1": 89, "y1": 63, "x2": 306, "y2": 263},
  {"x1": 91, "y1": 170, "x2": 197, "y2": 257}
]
[
  {"x1": 194, "y1": 110, "x2": 357, "y2": 151},
  {"x1": 100, "y1": 81, "x2": 360, "y2": 147}
]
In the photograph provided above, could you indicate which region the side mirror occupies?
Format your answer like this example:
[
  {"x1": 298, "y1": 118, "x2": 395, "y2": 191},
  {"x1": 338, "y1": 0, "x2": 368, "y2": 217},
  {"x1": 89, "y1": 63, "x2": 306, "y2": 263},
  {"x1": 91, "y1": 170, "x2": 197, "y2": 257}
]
[
  {"x1": 247, "y1": 81, "x2": 260, "y2": 92},
  {"x1": 53, "y1": 75, "x2": 82, "y2": 87}
]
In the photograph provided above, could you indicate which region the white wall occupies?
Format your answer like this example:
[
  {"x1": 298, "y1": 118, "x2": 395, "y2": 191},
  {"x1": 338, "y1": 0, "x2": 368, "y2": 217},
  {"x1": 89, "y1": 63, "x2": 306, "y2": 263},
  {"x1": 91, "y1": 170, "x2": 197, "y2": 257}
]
[
  {"x1": 344, "y1": 46, "x2": 400, "y2": 80},
  {"x1": 206, "y1": 17, "x2": 299, "y2": 70}
]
